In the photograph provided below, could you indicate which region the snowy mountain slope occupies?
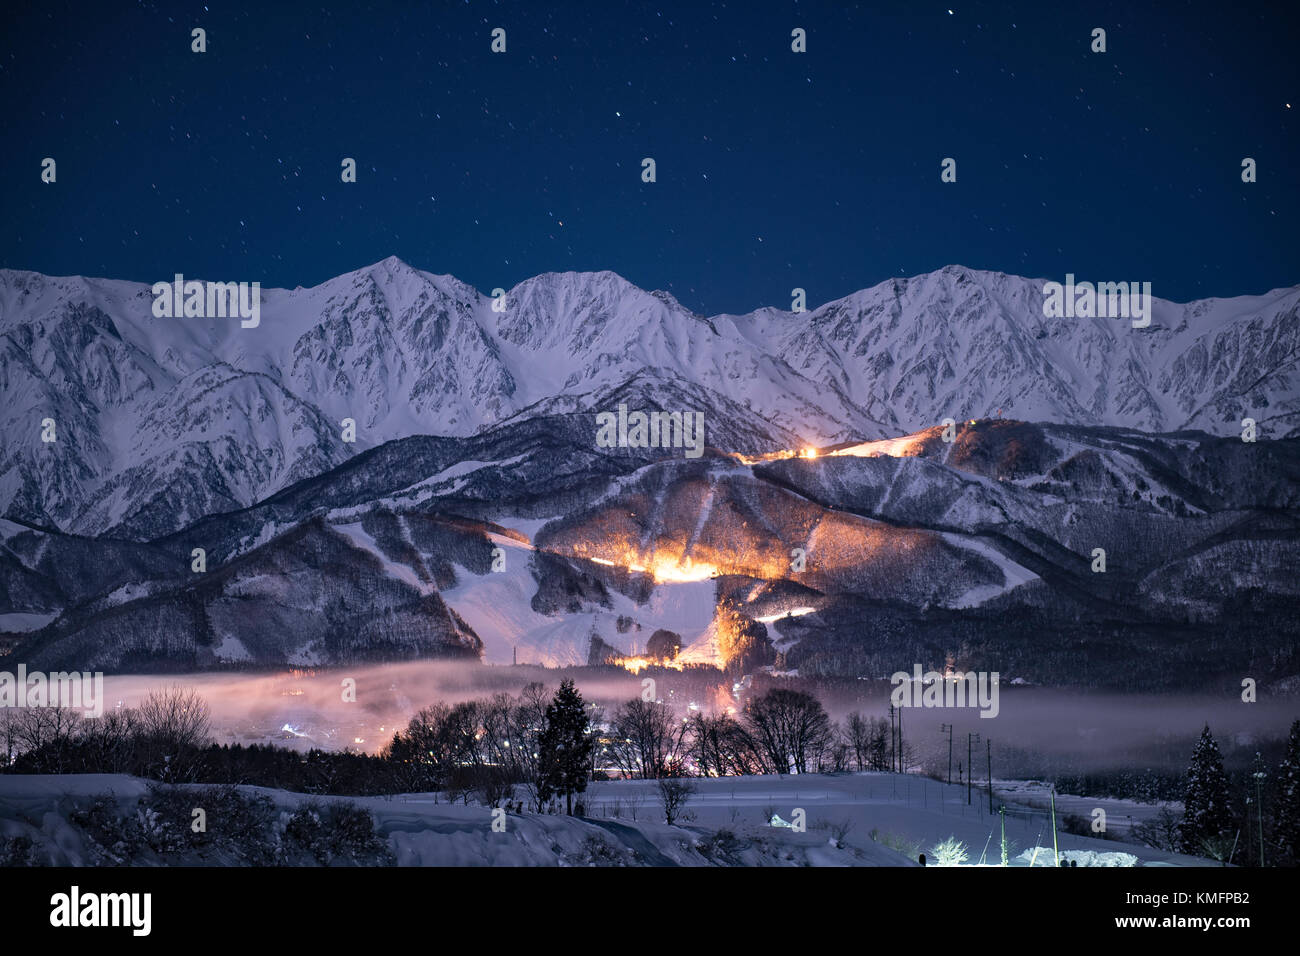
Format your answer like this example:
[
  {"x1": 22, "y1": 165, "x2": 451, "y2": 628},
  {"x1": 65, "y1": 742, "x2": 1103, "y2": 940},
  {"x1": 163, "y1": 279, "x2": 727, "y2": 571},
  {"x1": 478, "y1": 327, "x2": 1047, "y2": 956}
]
[
  {"x1": 14, "y1": 514, "x2": 484, "y2": 672},
  {"x1": 6, "y1": 416, "x2": 1297, "y2": 688},
  {"x1": 2, "y1": 260, "x2": 1296, "y2": 539},
  {"x1": 791, "y1": 266, "x2": 1300, "y2": 438}
]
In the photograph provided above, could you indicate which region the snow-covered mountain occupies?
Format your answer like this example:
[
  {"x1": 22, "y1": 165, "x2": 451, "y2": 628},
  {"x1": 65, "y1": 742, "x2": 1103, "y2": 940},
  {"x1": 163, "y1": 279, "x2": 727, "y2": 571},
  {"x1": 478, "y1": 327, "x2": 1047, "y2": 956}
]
[
  {"x1": 6, "y1": 415, "x2": 1298, "y2": 687},
  {"x1": 1, "y1": 258, "x2": 1297, "y2": 539}
]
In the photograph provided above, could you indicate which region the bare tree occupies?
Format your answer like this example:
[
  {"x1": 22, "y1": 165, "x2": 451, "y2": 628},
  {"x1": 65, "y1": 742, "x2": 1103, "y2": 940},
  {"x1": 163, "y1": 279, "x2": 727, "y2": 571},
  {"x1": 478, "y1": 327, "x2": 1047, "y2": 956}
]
[
  {"x1": 477, "y1": 692, "x2": 517, "y2": 771},
  {"x1": 817, "y1": 817, "x2": 855, "y2": 847},
  {"x1": 658, "y1": 776, "x2": 696, "y2": 825},
  {"x1": 513, "y1": 681, "x2": 550, "y2": 811},
  {"x1": 385, "y1": 702, "x2": 452, "y2": 791},
  {"x1": 868, "y1": 716, "x2": 891, "y2": 771},
  {"x1": 608, "y1": 698, "x2": 689, "y2": 779},
  {"x1": 443, "y1": 700, "x2": 483, "y2": 770},
  {"x1": 688, "y1": 711, "x2": 763, "y2": 776},
  {"x1": 8, "y1": 706, "x2": 83, "y2": 772},
  {"x1": 688, "y1": 712, "x2": 724, "y2": 777},
  {"x1": 1131, "y1": 806, "x2": 1184, "y2": 852},
  {"x1": 475, "y1": 767, "x2": 515, "y2": 809},
  {"x1": 137, "y1": 686, "x2": 212, "y2": 782},
  {"x1": 822, "y1": 721, "x2": 850, "y2": 772},
  {"x1": 845, "y1": 712, "x2": 871, "y2": 771},
  {"x1": 0, "y1": 708, "x2": 19, "y2": 768},
  {"x1": 138, "y1": 686, "x2": 211, "y2": 748},
  {"x1": 74, "y1": 707, "x2": 139, "y2": 773},
  {"x1": 744, "y1": 688, "x2": 833, "y2": 775}
]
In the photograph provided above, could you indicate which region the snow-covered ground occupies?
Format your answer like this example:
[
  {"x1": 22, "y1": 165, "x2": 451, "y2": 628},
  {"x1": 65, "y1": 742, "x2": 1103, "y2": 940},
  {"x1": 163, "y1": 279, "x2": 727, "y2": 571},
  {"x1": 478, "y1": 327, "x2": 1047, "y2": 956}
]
[
  {"x1": 441, "y1": 551, "x2": 718, "y2": 666},
  {"x1": 0, "y1": 773, "x2": 901, "y2": 867},
  {"x1": 0, "y1": 611, "x2": 59, "y2": 634},
  {"x1": 992, "y1": 778, "x2": 1180, "y2": 838},
  {"x1": 0, "y1": 771, "x2": 1211, "y2": 867},
  {"x1": 582, "y1": 773, "x2": 1206, "y2": 866}
]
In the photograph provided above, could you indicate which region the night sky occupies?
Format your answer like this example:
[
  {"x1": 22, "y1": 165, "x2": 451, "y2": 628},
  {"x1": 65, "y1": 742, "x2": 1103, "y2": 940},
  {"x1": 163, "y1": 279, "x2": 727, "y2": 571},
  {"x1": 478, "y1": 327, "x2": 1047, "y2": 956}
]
[{"x1": 2, "y1": 0, "x2": 1296, "y2": 315}]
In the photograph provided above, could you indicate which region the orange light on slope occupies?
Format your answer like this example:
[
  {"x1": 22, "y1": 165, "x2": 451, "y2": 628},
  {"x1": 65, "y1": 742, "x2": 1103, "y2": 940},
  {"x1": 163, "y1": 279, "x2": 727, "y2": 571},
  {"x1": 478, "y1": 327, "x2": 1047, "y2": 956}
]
[
  {"x1": 754, "y1": 606, "x2": 816, "y2": 623},
  {"x1": 649, "y1": 556, "x2": 717, "y2": 583},
  {"x1": 619, "y1": 656, "x2": 685, "y2": 675},
  {"x1": 828, "y1": 435, "x2": 928, "y2": 459}
]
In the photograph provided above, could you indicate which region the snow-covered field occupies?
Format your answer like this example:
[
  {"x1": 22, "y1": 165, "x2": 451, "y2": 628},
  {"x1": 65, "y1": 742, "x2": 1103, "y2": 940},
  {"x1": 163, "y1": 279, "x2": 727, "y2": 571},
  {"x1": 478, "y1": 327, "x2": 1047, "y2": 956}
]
[
  {"x1": 993, "y1": 778, "x2": 1180, "y2": 837},
  {"x1": 0, "y1": 771, "x2": 1212, "y2": 867},
  {"x1": 581, "y1": 773, "x2": 1204, "y2": 866}
]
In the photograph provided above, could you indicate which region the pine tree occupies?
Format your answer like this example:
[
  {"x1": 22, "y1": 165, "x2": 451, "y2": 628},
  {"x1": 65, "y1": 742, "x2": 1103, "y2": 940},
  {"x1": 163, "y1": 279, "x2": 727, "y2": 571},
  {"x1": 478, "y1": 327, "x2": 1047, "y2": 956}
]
[
  {"x1": 1180, "y1": 724, "x2": 1234, "y2": 857},
  {"x1": 1274, "y1": 719, "x2": 1300, "y2": 865},
  {"x1": 537, "y1": 679, "x2": 594, "y2": 815}
]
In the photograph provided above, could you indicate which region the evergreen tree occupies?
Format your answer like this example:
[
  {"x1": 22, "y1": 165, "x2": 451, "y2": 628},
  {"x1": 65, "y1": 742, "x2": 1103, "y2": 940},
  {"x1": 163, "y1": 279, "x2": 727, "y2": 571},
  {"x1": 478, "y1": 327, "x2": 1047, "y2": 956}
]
[
  {"x1": 1180, "y1": 724, "x2": 1234, "y2": 857},
  {"x1": 537, "y1": 679, "x2": 593, "y2": 815},
  {"x1": 1274, "y1": 719, "x2": 1300, "y2": 865}
]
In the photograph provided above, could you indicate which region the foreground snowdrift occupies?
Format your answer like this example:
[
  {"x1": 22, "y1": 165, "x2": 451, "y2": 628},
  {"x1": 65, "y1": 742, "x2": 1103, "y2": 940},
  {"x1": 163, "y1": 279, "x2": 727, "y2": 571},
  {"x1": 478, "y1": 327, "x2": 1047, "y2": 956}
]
[
  {"x1": 0, "y1": 772, "x2": 1217, "y2": 867},
  {"x1": 0, "y1": 773, "x2": 907, "y2": 867}
]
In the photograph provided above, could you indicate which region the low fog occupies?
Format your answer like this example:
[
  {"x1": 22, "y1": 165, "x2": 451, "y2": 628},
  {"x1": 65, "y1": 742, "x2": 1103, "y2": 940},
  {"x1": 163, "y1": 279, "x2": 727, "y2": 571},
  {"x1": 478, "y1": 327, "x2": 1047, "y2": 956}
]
[{"x1": 100, "y1": 664, "x2": 1299, "y2": 778}]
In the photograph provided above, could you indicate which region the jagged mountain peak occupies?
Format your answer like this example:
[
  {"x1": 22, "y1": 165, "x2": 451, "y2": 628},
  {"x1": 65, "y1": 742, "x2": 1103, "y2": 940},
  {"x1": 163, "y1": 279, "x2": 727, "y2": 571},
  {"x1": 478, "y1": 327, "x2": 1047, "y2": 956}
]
[{"x1": 1, "y1": 261, "x2": 1296, "y2": 539}]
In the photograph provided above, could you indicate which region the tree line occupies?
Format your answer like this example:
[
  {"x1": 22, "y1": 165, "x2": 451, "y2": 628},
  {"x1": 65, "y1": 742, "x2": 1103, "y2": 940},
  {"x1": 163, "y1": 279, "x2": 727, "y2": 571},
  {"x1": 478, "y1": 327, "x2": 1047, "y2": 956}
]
[
  {"x1": 1130, "y1": 720, "x2": 1300, "y2": 867},
  {"x1": 1, "y1": 682, "x2": 895, "y2": 805},
  {"x1": 11, "y1": 682, "x2": 1296, "y2": 864}
]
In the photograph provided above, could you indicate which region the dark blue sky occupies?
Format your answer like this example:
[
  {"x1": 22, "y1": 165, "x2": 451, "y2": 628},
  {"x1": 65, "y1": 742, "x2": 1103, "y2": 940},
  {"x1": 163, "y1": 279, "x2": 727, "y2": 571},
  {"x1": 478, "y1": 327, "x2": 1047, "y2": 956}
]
[{"x1": 2, "y1": 0, "x2": 1296, "y2": 314}]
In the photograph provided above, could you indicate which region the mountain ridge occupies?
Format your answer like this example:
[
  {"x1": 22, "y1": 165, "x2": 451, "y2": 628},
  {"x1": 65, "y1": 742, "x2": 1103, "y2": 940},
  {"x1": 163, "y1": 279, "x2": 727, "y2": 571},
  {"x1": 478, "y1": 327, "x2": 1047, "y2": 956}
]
[
  {"x1": 4, "y1": 416, "x2": 1296, "y2": 686},
  {"x1": 2, "y1": 259, "x2": 1296, "y2": 539}
]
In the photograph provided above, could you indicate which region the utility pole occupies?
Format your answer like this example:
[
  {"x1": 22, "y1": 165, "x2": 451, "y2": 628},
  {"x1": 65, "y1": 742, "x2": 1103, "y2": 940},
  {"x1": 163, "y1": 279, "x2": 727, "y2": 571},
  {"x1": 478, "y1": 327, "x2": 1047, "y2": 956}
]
[
  {"x1": 1051, "y1": 788, "x2": 1060, "y2": 867},
  {"x1": 940, "y1": 723, "x2": 954, "y2": 785},
  {"x1": 898, "y1": 705, "x2": 904, "y2": 773},
  {"x1": 967, "y1": 732, "x2": 980, "y2": 805},
  {"x1": 589, "y1": 702, "x2": 599, "y2": 785},
  {"x1": 999, "y1": 805, "x2": 1008, "y2": 866},
  {"x1": 1245, "y1": 795, "x2": 1253, "y2": 866},
  {"x1": 987, "y1": 738, "x2": 993, "y2": 816},
  {"x1": 888, "y1": 704, "x2": 896, "y2": 773},
  {"x1": 1253, "y1": 754, "x2": 1267, "y2": 867}
]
